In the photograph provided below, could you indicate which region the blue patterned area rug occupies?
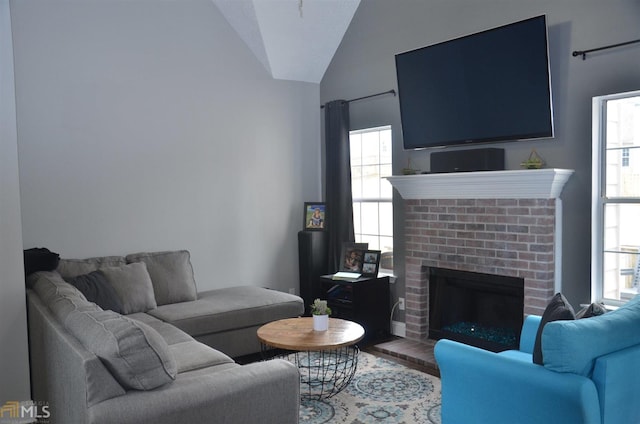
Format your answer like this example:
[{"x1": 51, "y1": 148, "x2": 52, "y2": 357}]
[{"x1": 298, "y1": 351, "x2": 441, "y2": 424}]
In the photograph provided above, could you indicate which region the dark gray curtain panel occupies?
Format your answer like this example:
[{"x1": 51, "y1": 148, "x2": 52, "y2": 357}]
[{"x1": 324, "y1": 100, "x2": 354, "y2": 273}]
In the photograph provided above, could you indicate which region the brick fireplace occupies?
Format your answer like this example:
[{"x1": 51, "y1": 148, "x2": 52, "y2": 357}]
[{"x1": 387, "y1": 169, "x2": 573, "y2": 342}]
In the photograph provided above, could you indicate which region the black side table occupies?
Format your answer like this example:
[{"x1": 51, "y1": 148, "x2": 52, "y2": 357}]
[{"x1": 314, "y1": 275, "x2": 390, "y2": 342}]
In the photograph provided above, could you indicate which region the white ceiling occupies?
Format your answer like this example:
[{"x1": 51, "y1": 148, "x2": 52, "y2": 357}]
[{"x1": 211, "y1": 0, "x2": 360, "y2": 83}]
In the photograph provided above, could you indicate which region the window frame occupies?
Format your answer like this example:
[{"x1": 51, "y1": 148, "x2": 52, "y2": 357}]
[
  {"x1": 591, "y1": 89, "x2": 640, "y2": 306},
  {"x1": 349, "y1": 125, "x2": 393, "y2": 266}
]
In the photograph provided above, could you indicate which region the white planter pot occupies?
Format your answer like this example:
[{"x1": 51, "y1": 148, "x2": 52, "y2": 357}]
[{"x1": 313, "y1": 314, "x2": 329, "y2": 331}]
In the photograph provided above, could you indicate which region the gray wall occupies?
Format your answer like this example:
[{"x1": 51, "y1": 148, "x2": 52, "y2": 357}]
[
  {"x1": 11, "y1": 0, "x2": 322, "y2": 292},
  {"x1": 0, "y1": 0, "x2": 31, "y2": 405},
  {"x1": 321, "y1": 0, "x2": 640, "y2": 310}
]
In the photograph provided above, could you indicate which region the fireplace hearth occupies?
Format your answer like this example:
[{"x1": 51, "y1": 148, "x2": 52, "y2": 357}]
[{"x1": 429, "y1": 267, "x2": 524, "y2": 352}]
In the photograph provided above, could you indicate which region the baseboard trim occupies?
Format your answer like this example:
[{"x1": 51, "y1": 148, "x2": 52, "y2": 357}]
[{"x1": 391, "y1": 320, "x2": 406, "y2": 337}]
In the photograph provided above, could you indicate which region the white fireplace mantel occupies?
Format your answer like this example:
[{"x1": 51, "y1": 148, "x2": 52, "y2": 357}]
[{"x1": 386, "y1": 168, "x2": 574, "y2": 200}]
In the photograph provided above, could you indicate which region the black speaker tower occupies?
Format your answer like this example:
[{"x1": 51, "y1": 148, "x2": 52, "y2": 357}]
[{"x1": 298, "y1": 231, "x2": 328, "y2": 313}]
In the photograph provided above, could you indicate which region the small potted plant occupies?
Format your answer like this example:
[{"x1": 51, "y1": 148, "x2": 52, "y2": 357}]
[{"x1": 310, "y1": 298, "x2": 331, "y2": 331}]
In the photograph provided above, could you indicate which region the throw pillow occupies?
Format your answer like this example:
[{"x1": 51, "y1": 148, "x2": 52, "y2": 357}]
[
  {"x1": 99, "y1": 262, "x2": 157, "y2": 314},
  {"x1": 576, "y1": 302, "x2": 607, "y2": 319},
  {"x1": 125, "y1": 250, "x2": 197, "y2": 306},
  {"x1": 65, "y1": 309, "x2": 177, "y2": 390},
  {"x1": 65, "y1": 270, "x2": 124, "y2": 314},
  {"x1": 533, "y1": 293, "x2": 575, "y2": 365}
]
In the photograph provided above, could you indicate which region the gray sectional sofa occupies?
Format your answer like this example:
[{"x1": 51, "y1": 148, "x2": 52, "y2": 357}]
[{"x1": 26, "y1": 250, "x2": 305, "y2": 424}]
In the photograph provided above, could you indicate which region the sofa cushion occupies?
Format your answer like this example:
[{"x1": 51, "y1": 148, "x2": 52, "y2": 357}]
[
  {"x1": 31, "y1": 271, "x2": 87, "y2": 304},
  {"x1": 127, "y1": 313, "x2": 194, "y2": 345},
  {"x1": 126, "y1": 250, "x2": 197, "y2": 306},
  {"x1": 65, "y1": 270, "x2": 124, "y2": 314},
  {"x1": 30, "y1": 271, "x2": 100, "y2": 324},
  {"x1": 168, "y1": 340, "x2": 236, "y2": 373},
  {"x1": 100, "y1": 263, "x2": 157, "y2": 314},
  {"x1": 56, "y1": 255, "x2": 126, "y2": 279},
  {"x1": 543, "y1": 294, "x2": 640, "y2": 376},
  {"x1": 147, "y1": 286, "x2": 304, "y2": 336},
  {"x1": 533, "y1": 293, "x2": 575, "y2": 365},
  {"x1": 65, "y1": 309, "x2": 177, "y2": 390},
  {"x1": 125, "y1": 313, "x2": 236, "y2": 372}
]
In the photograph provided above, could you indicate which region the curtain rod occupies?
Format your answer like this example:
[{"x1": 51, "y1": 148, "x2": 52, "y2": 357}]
[
  {"x1": 321, "y1": 89, "x2": 396, "y2": 109},
  {"x1": 572, "y1": 38, "x2": 640, "y2": 60}
]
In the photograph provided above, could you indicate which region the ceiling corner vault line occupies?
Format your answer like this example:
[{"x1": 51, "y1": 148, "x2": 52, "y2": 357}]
[{"x1": 211, "y1": 0, "x2": 361, "y2": 83}]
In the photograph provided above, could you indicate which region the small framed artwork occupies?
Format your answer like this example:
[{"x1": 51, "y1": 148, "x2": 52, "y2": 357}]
[
  {"x1": 303, "y1": 202, "x2": 326, "y2": 231},
  {"x1": 339, "y1": 242, "x2": 368, "y2": 273},
  {"x1": 362, "y1": 250, "x2": 381, "y2": 277}
]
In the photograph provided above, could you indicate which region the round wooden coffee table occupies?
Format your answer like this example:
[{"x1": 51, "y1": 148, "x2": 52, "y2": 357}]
[{"x1": 257, "y1": 317, "x2": 365, "y2": 400}]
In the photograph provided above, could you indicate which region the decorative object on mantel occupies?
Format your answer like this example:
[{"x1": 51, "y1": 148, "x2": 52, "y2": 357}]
[
  {"x1": 402, "y1": 158, "x2": 420, "y2": 175},
  {"x1": 520, "y1": 149, "x2": 545, "y2": 169},
  {"x1": 311, "y1": 298, "x2": 331, "y2": 331}
]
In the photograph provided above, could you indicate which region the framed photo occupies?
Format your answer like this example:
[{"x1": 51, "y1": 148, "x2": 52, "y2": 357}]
[
  {"x1": 362, "y1": 250, "x2": 381, "y2": 277},
  {"x1": 303, "y1": 202, "x2": 326, "y2": 231},
  {"x1": 339, "y1": 242, "x2": 368, "y2": 273}
]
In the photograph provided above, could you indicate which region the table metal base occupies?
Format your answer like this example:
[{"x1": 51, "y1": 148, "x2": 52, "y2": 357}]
[{"x1": 262, "y1": 345, "x2": 359, "y2": 400}]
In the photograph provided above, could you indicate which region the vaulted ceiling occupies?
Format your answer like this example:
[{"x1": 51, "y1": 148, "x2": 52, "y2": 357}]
[{"x1": 211, "y1": 0, "x2": 360, "y2": 83}]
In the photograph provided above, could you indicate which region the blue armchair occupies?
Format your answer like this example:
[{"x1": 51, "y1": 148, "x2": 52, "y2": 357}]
[{"x1": 434, "y1": 295, "x2": 640, "y2": 424}]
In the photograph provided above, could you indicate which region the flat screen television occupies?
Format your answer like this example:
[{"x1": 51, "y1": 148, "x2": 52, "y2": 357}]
[{"x1": 395, "y1": 15, "x2": 554, "y2": 150}]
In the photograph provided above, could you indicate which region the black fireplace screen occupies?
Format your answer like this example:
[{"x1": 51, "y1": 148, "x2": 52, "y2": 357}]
[{"x1": 429, "y1": 267, "x2": 524, "y2": 352}]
